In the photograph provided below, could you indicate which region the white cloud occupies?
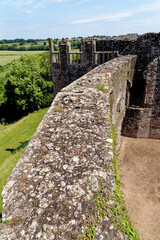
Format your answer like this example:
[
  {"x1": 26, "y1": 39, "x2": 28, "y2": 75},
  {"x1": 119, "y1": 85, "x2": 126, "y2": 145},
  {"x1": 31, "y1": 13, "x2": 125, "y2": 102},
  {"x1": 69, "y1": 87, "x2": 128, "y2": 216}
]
[
  {"x1": 71, "y1": 12, "x2": 133, "y2": 24},
  {"x1": 129, "y1": 19, "x2": 152, "y2": 25},
  {"x1": 25, "y1": 9, "x2": 34, "y2": 14},
  {"x1": 1, "y1": 0, "x2": 70, "y2": 14},
  {"x1": 134, "y1": 1, "x2": 160, "y2": 13},
  {"x1": 71, "y1": 1, "x2": 160, "y2": 24},
  {"x1": 78, "y1": 0, "x2": 89, "y2": 4}
]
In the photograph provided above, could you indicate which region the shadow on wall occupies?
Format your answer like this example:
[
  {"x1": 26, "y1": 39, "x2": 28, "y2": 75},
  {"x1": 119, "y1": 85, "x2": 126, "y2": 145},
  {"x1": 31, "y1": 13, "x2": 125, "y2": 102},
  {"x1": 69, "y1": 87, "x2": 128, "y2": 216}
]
[
  {"x1": 149, "y1": 57, "x2": 160, "y2": 138},
  {"x1": 129, "y1": 65, "x2": 146, "y2": 107},
  {"x1": 122, "y1": 55, "x2": 160, "y2": 139}
]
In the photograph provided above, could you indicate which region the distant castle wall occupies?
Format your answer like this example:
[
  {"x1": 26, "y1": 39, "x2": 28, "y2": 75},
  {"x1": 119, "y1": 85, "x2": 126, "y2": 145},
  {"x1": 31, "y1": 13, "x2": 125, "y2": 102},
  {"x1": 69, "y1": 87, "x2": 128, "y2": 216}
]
[
  {"x1": 49, "y1": 38, "x2": 118, "y2": 97},
  {"x1": 49, "y1": 32, "x2": 160, "y2": 139}
]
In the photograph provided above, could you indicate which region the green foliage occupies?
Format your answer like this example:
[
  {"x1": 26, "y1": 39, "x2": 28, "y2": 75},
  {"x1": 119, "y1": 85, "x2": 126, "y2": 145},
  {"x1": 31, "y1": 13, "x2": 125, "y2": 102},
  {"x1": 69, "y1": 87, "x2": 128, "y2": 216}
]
[
  {"x1": 1, "y1": 53, "x2": 53, "y2": 121},
  {"x1": 3, "y1": 219, "x2": 10, "y2": 224},
  {"x1": 0, "y1": 78, "x2": 6, "y2": 106},
  {"x1": 0, "y1": 38, "x2": 49, "y2": 51},
  {"x1": 79, "y1": 224, "x2": 97, "y2": 240},
  {"x1": 54, "y1": 45, "x2": 58, "y2": 51},
  {"x1": 73, "y1": 53, "x2": 80, "y2": 62},
  {"x1": 0, "y1": 50, "x2": 47, "y2": 66},
  {"x1": 1, "y1": 217, "x2": 24, "y2": 225},
  {"x1": 53, "y1": 39, "x2": 58, "y2": 44},
  {"x1": 0, "y1": 63, "x2": 11, "y2": 72},
  {"x1": 96, "y1": 84, "x2": 107, "y2": 92},
  {"x1": 71, "y1": 39, "x2": 81, "y2": 49},
  {"x1": 0, "y1": 64, "x2": 10, "y2": 106},
  {"x1": 0, "y1": 44, "x2": 49, "y2": 51},
  {"x1": 55, "y1": 106, "x2": 62, "y2": 113},
  {"x1": 18, "y1": 218, "x2": 24, "y2": 223}
]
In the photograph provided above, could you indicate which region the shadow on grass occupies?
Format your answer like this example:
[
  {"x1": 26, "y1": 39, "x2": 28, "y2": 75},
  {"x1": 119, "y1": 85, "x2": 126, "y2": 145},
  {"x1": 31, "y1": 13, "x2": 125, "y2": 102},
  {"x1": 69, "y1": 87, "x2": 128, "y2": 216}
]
[{"x1": 5, "y1": 140, "x2": 30, "y2": 154}]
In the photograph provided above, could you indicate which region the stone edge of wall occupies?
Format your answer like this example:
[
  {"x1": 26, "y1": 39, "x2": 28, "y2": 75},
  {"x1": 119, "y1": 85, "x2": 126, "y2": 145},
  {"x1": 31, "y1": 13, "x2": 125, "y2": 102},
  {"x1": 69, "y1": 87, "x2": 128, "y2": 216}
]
[{"x1": 0, "y1": 55, "x2": 137, "y2": 240}]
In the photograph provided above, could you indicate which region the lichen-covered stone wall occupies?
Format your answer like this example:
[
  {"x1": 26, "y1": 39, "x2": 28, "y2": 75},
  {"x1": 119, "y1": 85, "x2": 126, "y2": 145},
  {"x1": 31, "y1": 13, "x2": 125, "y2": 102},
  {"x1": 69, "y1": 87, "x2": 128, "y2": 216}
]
[{"x1": 0, "y1": 55, "x2": 136, "y2": 239}]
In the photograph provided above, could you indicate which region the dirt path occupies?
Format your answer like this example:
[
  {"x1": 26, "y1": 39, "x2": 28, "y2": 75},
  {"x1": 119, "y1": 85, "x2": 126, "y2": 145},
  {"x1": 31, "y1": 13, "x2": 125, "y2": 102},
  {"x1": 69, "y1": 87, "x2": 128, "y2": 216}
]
[{"x1": 119, "y1": 137, "x2": 160, "y2": 240}]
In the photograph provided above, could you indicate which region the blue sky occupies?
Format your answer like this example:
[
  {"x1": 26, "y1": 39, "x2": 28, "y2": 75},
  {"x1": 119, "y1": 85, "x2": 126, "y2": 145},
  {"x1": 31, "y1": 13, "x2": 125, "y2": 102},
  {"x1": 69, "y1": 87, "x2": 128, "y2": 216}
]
[{"x1": 0, "y1": 0, "x2": 160, "y2": 39}]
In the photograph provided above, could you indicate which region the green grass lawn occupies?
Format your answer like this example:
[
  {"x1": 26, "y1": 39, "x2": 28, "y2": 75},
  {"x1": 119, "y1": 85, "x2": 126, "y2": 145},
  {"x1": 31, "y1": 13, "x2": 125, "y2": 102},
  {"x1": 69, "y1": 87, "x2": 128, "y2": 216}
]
[
  {"x1": 0, "y1": 41, "x2": 48, "y2": 47},
  {"x1": 0, "y1": 50, "x2": 48, "y2": 66},
  {"x1": 0, "y1": 49, "x2": 79, "y2": 66},
  {"x1": 70, "y1": 48, "x2": 80, "y2": 52},
  {"x1": 0, "y1": 107, "x2": 49, "y2": 213}
]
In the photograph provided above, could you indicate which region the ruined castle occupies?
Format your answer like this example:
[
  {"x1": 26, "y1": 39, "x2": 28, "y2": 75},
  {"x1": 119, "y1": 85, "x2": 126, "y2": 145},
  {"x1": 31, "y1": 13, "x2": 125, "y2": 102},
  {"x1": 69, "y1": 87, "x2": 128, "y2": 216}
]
[
  {"x1": 0, "y1": 32, "x2": 159, "y2": 239},
  {"x1": 49, "y1": 32, "x2": 160, "y2": 140}
]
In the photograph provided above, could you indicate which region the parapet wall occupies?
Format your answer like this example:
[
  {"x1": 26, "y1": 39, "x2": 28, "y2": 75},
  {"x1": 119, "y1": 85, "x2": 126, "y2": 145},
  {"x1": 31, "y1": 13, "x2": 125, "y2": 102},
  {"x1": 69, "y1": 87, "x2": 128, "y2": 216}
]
[
  {"x1": 49, "y1": 38, "x2": 118, "y2": 97},
  {"x1": 95, "y1": 32, "x2": 160, "y2": 139},
  {"x1": 0, "y1": 55, "x2": 136, "y2": 240}
]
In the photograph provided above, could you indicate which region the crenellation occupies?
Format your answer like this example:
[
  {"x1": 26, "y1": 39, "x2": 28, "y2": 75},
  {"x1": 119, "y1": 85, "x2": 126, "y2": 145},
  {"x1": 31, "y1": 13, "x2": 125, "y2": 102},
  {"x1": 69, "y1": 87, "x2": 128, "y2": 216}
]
[{"x1": 49, "y1": 37, "x2": 119, "y2": 98}]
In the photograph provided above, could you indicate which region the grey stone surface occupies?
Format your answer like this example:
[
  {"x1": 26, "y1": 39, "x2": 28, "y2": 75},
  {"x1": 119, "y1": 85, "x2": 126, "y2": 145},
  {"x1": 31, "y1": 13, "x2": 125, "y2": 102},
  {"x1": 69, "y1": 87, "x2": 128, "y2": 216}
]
[{"x1": 0, "y1": 55, "x2": 135, "y2": 239}]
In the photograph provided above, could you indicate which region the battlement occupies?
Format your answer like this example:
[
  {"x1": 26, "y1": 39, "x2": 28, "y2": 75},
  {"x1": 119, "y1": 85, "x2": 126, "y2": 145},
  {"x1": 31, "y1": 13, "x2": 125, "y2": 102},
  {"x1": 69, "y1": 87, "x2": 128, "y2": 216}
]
[
  {"x1": 49, "y1": 38, "x2": 119, "y2": 97},
  {"x1": 49, "y1": 33, "x2": 160, "y2": 139}
]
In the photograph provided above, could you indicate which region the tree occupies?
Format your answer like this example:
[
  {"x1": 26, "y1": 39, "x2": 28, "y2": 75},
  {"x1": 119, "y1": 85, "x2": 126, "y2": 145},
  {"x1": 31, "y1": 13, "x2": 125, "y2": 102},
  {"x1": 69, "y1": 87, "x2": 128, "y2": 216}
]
[
  {"x1": 54, "y1": 45, "x2": 58, "y2": 51},
  {"x1": 71, "y1": 39, "x2": 81, "y2": 49},
  {"x1": 19, "y1": 40, "x2": 25, "y2": 45},
  {"x1": 4, "y1": 53, "x2": 53, "y2": 120}
]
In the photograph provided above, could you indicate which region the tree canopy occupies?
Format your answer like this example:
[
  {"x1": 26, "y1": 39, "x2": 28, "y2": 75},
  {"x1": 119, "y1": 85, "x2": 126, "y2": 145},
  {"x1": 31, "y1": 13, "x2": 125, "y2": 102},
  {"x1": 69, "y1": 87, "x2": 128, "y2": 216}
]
[{"x1": 1, "y1": 53, "x2": 53, "y2": 122}]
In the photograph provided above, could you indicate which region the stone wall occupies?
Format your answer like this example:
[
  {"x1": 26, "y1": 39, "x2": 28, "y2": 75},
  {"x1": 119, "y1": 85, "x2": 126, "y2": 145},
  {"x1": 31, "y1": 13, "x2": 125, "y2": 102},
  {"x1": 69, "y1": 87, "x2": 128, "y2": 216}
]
[
  {"x1": 52, "y1": 62, "x2": 90, "y2": 98},
  {"x1": 50, "y1": 38, "x2": 118, "y2": 98},
  {"x1": 97, "y1": 34, "x2": 138, "y2": 41},
  {"x1": 51, "y1": 39, "x2": 94, "y2": 97},
  {"x1": 96, "y1": 32, "x2": 160, "y2": 139},
  {"x1": 121, "y1": 33, "x2": 160, "y2": 139},
  {"x1": 0, "y1": 55, "x2": 136, "y2": 240},
  {"x1": 96, "y1": 40, "x2": 134, "y2": 53}
]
